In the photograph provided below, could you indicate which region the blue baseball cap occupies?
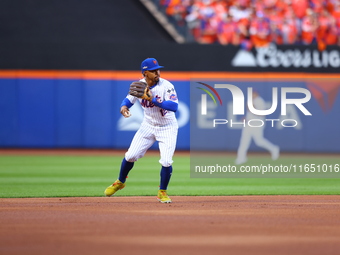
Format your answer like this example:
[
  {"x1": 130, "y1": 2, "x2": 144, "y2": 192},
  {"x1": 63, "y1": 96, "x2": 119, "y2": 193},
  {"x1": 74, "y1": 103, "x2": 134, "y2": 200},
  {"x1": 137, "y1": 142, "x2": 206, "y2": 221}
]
[{"x1": 141, "y1": 58, "x2": 164, "y2": 73}]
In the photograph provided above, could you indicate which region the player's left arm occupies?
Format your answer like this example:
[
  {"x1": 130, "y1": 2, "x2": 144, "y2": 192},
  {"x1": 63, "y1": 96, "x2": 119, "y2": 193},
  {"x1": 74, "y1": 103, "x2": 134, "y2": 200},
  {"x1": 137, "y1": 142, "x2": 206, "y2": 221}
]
[{"x1": 151, "y1": 85, "x2": 178, "y2": 112}]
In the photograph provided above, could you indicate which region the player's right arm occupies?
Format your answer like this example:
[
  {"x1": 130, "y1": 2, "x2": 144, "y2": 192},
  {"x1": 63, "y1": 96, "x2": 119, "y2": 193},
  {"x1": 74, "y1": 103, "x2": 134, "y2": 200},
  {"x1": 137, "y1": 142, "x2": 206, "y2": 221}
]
[
  {"x1": 120, "y1": 105, "x2": 130, "y2": 118},
  {"x1": 120, "y1": 96, "x2": 136, "y2": 118}
]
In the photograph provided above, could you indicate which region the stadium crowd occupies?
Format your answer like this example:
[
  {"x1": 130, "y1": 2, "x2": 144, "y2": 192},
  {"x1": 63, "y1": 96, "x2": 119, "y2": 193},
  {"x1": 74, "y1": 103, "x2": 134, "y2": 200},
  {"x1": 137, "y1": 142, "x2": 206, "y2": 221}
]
[{"x1": 159, "y1": 0, "x2": 340, "y2": 49}]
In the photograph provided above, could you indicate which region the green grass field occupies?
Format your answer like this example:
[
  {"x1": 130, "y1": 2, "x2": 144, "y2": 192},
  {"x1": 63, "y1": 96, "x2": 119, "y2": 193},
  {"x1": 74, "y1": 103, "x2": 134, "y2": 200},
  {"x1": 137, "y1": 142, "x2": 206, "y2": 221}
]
[{"x1": 0, "y1": 153, "x2": 339, "y2": 198}]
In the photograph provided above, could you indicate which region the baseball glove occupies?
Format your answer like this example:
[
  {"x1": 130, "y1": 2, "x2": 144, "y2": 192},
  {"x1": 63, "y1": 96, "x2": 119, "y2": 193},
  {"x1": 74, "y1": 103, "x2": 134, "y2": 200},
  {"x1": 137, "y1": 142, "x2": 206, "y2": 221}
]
[{"x1": 129, "y1": 81, "x2": 152, "y2": 101}]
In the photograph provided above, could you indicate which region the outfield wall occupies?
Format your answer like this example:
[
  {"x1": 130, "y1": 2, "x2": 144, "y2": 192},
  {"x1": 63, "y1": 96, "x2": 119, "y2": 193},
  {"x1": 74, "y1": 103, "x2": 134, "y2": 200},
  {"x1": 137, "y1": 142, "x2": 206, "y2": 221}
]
[
  {"x1": 0, "y1": 71, "x2": 339, "y2": 152},
  {"x1": 0, "y1": 71, "x2": 190, "y2": 150}
]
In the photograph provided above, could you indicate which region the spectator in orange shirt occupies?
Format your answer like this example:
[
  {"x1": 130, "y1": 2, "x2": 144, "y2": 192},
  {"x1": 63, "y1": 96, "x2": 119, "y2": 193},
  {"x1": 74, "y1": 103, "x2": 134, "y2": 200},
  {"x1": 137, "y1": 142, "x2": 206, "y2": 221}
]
[
  {"x1": 249, "y1": 12, "x2": 271, "y2": 47},
  {"x1": 163, "y1": 0, "x2": 180, "y2": 16},
  {"x1": 325, "y1": 17, "x2": 339, "y2": 45},
  {"x1": 237, "y1": 16, "x2": 251, "y2": 45},
  {"x1": 198, "y1": 11, "x2": 219, "y2": 44},
  {"x1": 316, "y1": 6, "x2": 340, "y2": 45},
  {"x1": 331, "y1": 1, "x2": 340, "y2": 27},
  {"x1": 280, "y1": 9, "x2": 299, "y2": 44},
  {"x1": 317, "y1": 8, "x2": 333, "y2": 41},
  {"x1": 217, "y1": 13, "x2": 239, "y2": 45},
  {"x1": 301, "y1": 8, "x2": 319, "y2": 44},
  {"x1": 267, "y1": 8, "x2": 284, "y2": 44}
]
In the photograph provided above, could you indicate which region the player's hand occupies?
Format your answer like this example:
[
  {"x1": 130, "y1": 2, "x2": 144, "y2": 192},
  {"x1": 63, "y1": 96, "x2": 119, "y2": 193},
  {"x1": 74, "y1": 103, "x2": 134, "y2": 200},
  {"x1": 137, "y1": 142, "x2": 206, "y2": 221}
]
[
  {"x1": 143, "y1": 87, "x2": 153, "y2": 101},
  {"x1": 120, "y1": 106, "x2": 131, "y2": 118}
]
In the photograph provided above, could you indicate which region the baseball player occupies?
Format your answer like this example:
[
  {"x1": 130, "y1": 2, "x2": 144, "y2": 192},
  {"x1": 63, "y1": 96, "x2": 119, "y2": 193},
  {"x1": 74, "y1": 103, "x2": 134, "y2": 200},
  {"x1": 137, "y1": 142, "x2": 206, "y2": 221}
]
[
  {"x1": 104, "y1": 58, "x2": 178, "y2": 203},
  {"x1": 235, "y1": 90, "x2": 280, "y2": 164}
]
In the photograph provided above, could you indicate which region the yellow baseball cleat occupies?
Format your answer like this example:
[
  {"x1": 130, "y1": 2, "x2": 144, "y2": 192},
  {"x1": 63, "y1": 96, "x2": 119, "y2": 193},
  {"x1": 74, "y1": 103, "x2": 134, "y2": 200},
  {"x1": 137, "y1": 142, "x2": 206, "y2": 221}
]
[
  {"x1": 157, "y1": 189, "x2": 172, "y2": 203},
  {"x1": 104, "y1": 179, "x2": 126, "y2": 197}
]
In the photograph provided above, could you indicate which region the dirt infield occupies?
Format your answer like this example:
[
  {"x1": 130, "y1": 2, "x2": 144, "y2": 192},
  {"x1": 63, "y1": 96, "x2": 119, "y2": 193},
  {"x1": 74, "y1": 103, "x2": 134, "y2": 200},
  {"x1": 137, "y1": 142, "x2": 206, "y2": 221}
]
[{"x1": 1, "y1": 196, "x2": 340, "y2": 255}]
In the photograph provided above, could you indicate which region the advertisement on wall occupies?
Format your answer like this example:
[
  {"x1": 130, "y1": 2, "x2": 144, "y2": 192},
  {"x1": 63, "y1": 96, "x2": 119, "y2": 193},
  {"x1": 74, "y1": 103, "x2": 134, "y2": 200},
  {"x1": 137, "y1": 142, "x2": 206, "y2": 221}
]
[{"x1": 231, "y1": 44, "x2": 340, "y2": 69}]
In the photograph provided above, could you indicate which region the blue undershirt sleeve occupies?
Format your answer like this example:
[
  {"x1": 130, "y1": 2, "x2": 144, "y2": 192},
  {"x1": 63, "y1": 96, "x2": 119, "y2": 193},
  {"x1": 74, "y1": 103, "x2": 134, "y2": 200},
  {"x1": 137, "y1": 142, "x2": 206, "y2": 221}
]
[
  {"x1": 151, "y1": 98, "x2": 178, "y2": 112},
  {"x1": 120, "y1": 98, "x2": 133, "y2": 108}
]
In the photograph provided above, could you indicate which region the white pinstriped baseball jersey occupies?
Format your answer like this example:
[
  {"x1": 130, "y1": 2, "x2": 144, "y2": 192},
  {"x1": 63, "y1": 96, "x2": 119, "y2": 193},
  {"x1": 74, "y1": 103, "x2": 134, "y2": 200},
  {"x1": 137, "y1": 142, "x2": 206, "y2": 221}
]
[{"x1": 126, "y1": 78, "x2": 178, "y2": 127}]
